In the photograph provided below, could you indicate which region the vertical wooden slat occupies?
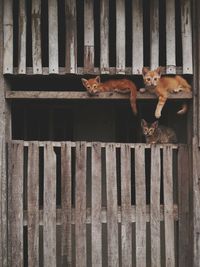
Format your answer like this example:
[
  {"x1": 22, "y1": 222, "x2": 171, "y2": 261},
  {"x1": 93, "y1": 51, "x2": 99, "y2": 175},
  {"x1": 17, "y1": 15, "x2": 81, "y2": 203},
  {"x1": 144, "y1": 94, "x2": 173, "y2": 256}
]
[
  {"x1": 0, "y1": 139, "x2": 3, "y2": 265},
  {"x1": 116, "y1": 0, "x2": 125, "y2": 74},
  {"x1": 75, "y1": 142, "x2": 87, "y2": 267},
  {"x1": 43, "y1": 143, "x2": 56, "y2": 267},
  {"x1": 3, "y1": 0, "x2": 13, "y2": 74},
  {"x1": 166, "y1": 0, "x2": 176, "y2": 74},
  {"x1": 91, "y1": 143, "x2": 102, "y2": 267},
  {"x1": 48, "y1": 0, "x2": 59, "y2": 74},
  {"x1": 106, "y1": 144, "x2": 119, "y2": 267},
  {"x1": 65, "y1": 0, "x2": 77, "y2": 73},
  {"x1": 150, "y1": 146, "x2": 161, "y2": 267},
  {"x1": 150, "y1": 0, "x2": 159, "y2": 70},
  {"x1": 28, "y1": 142, "x2": 39, "y2": 267},
  {"x1": 100, "y1": 0, "x2": 109, "y2": 73},
  {"x1": 61, "y1": 142, "x2": 72, "y2": 266},
  {"x1": 132, "y1": 0, "x2": 143, "y2": 74},
  {"x1": 178, "y1": 145, "x2": 190, "y2": 267},
  {"x1": 32, "y1": 0, "x2": 42, "y2": 74},
  {"x1": 84, "y1": 0, "x2": 94, "y2": 72},
  {"x1": 135, "y1": 145, "x2": 146, "y2": 267},
  {"x1": 181, "y1": 0, "x2": 193, "y2": 74},
  {"x1": 121, "y1": 144, "x2": 132, "y2": 266},
  {"x1": 18, "y1": 0, "x2": 27, "y2": 74},
  {"x1": 163, "y1": 146, "x2": 175, "y2": 267}
]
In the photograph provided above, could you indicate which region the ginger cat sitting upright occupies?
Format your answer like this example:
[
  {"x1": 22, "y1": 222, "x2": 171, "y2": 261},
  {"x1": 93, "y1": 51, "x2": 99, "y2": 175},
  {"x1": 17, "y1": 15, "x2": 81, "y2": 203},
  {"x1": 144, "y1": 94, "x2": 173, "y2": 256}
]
[
  {"x1": 81, "y1": 76, "x2": 138, "y2": 115},
  {"x1": 142, "y1": 67, "x2": 191, "y2": 118}
]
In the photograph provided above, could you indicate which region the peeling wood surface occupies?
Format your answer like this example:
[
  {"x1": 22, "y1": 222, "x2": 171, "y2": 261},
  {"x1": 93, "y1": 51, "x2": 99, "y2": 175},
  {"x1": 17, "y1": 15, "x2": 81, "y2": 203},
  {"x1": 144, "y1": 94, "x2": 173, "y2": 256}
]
[{"x1": 150, "y1": 0, "x2": 159, "y2": 70}]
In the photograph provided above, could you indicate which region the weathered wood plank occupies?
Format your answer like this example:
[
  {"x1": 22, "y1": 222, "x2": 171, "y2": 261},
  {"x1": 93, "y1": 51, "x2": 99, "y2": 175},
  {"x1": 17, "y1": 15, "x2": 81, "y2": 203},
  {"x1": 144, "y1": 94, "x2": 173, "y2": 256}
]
[
  {"x1": 43, "y1": 143, "x2": 57, "y2": 267},
  {"x1": 135, "y1": 145, "x2": 146, "y2": 267},
  {"x1": 75, "y1": 142, "x2": 87, "y2": 267},
  {"x1": 181, "y1": 0, "x2": 193, "y2": 74},
  {"x1": 61, "y1": 142, "x2": 72, "y2": 266},
  {"x1": 32, "y1": 0, "x2": 42, "y2": 74},
  {"x1": 27, "y1": 142, "x2": 39, "y2": 267},
  {"x1": 163, "y1": 146, "x2": 175, "y2": 267},
  {"x1": 3, "y1": 0, "x2": 13, "y2": 73},
  {"x1": 166, "y1": 0, "x2": 176, "y2": 74},
  {"x1": 106, "y1": 144, "x2": 119, "y2": 267},
  {"x1": 0, "y1": 139, "x2": 2, "y2": 265},
  {"x1": 150, "y1": 0, "x2": 159, "y2": 70},
  {"x1": 48, "y1": 0, "x2": 59, "y2": 73},
  {"x1": 18, "y1": 0, "x2": 27, "y2": 74},
  {"x1": 121, "y1": 144, "x2": 132, "y2": 266},
  {"x1": 84, "y1": 0, "x2": 94, "y2": 72},
  {"x1": 150, "y1": 146, "x2": 161, "y2": 267},
  {"x1": 100, "y1": 0, "x2": 109, "y2": 73},
  {"x1": 132, "y1": 0, "x2": 143, "y2": 74},
  {"x1": 65, "y1": 0, "x2": 77, "y2": 73},
  {"x1": 91, "y1": 143, "x2": 102, "y2": 267},
  {"x1": 116, "y1": 0, "x2": 125, "y2": 74}
]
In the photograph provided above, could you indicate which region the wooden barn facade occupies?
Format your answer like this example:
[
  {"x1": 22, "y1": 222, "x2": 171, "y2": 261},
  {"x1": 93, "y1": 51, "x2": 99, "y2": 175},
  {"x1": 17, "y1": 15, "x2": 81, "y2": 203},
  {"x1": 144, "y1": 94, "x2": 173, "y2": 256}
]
[{"x1": 0, "y1": 0, "x2": 200, "y2": 266}]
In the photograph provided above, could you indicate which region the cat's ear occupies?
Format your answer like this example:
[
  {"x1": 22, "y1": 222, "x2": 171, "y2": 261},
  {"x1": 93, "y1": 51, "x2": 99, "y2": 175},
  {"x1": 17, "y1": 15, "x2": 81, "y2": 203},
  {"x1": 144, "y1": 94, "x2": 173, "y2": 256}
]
[
  {"x1": 156, "y1": 66, "x2": 163, "y2": 76},
  {"x1": 152, "y1": 121, "x2": 159, "y2": 128},
  {"x1": 95, "y1": 76, "x2": 101, "y2": 83},
  {"x1": 141, "y1": 119, "x2": 147, "y2": 127},
  {"x1": 81, "y1": 78, "x2": 87, "y2": 86},
  {"x1": 142, "y1": 67, "x2": 149, "y2": 76}
]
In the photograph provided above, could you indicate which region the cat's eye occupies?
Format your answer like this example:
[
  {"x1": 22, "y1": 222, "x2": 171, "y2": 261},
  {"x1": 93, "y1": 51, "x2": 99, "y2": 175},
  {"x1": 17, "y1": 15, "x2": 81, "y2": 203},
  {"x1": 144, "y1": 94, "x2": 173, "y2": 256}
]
[
  {"x1": 154, "y1": 77, "x2": 157, "y2": 81},
  {"x1": 146, "y1": 78, "x2": 151, "y2": 81},
  {"x1": 93, "y1": 85, "x2": 97, "y2": 89}
]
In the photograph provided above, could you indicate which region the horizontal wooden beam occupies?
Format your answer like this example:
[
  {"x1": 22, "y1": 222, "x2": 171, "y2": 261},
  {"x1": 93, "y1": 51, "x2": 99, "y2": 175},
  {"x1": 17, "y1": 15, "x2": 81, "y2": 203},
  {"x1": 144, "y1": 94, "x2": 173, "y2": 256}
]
[{"x1": 6, "y1": 91, "x2": 192, "y2": 100}]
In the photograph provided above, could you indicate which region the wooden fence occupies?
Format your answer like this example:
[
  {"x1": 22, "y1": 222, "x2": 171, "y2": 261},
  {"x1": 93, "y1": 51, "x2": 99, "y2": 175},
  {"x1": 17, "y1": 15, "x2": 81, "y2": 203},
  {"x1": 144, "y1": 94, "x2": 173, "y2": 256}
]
[{"x1": 7, "y1": 141, "x2": 190, "y2": 266}]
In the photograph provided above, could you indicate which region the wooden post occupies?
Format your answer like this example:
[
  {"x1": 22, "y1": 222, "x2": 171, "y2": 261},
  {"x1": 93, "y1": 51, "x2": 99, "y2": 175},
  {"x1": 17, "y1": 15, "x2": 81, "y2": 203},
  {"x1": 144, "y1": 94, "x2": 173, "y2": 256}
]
[{"x1": 150, "y1": 0, "x2": 159, "y2": 70}]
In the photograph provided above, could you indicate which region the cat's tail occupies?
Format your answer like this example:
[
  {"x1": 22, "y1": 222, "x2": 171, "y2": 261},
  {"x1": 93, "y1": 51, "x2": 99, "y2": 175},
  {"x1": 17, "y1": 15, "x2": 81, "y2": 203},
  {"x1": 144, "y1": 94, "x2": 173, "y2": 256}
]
[
  {"x1": 130, "y1": 83, "x2": 138, "y2": 115},
  {"x1": 175, "y1": 75, "x2": 191, "y2": 92},
  {"x1": 177, "y1": 102, "x2": 188, "y2": 115}
]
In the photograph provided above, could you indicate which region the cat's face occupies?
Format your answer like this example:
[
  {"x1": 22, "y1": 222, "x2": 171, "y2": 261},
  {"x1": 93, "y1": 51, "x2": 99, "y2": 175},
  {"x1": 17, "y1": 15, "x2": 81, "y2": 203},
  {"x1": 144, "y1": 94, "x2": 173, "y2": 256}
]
[
  {"x1": 142, "y1": 67, "x2": 162, "y2": 87},
  {"x1": 141, "y1": 119, "x2": 158, "y2": 137},
  {"x1": 81, "y1": 76, "x2": 100, "y2": 95}
]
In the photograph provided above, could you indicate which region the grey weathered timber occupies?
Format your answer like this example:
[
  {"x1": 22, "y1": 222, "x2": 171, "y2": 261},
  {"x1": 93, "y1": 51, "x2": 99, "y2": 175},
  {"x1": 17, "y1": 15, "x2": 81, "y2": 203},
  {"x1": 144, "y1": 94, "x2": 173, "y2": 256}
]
[
  {"x1": 121, "y1": 144, "x2": 132, "y2": 266},
  {"x1": 181, "y1": 0, "x2": 193, "y2": 74},
  {"x1": 135, "y1": 145, "x2": 146, "y2": 267},
  {"x1": 61, "y1": 142, "x2": 72, "y2": 266},
  {"x1": 150, "y1": 146, "x2": 161, "y2": 267},
  {"x1": 18, "y1": 0, "x2": 27, "y2": 74},
  {"x1": 106, "y1": 144, "x2": 119, "y2": 267},
  {"x1": 166, "y1": 0, "x2": 176, "y2": 74},
  {"x1": 48, "y1": 0, "x2": 59, "y2": 73},
  {"x1": 3, "y1": 0, "x2": 13, "y2": 74},
  {"x1": 84, "y1": 0, "x2": 94, "y2": 73},
  {"x1": 178, "y1": 145, "x2": 190, "y2": 267},
  {"x1": 65, "y1": 0, "x2": 77, "y2": 73},
  {"x1": 150, "y1": 0, "x2": 159, "y2": 70},
  {"x1": 163, "y1": 146, "x2": 175, "y2": 267},
  {"x1": 132, "y1": 0, "x2": 143, "y2": 74},
  {"x1": 75, "y1": 142, "x2": 87, "y2": 267},
  {"x1": 27, "y1": 142, "x2": 39, "y2": 267},
  {"x1": 43, "y1": 143, "x2": 57, "y2": 267},
  {"x1": 32, "y1": 0, "x2": 42, "y2": 74},
  {"x1": 91, "y1": 143, "x2": 102, "y2": 267},
  {"x1": 100, "y1": 0, "x2": 109, "y2": 74},
  {"x1": 116, "y1": 0, "x2": 125, "y2": 74}
]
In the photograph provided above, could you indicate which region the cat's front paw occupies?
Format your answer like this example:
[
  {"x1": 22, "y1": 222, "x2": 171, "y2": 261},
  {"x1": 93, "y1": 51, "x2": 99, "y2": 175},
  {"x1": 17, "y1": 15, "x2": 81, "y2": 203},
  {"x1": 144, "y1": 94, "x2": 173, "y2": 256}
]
[
  {"x1": 139, "y1": 88, "x2": 146, "y2": 93},
  {"x1": 155, "y1": 110, "x2": 161, "y2": 118}
]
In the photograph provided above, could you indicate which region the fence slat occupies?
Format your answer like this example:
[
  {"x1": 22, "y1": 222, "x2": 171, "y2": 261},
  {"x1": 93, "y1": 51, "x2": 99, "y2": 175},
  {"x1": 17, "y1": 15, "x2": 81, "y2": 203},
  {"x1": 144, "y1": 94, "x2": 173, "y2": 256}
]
[
  {"x1": 100, "y1": 0, "x2": 109, "y2": 74},
  {"x1": 3, "y1": 0, "x2": 13, "y2": 74},
  {"x1": 116, "y1": 0, "x2": 125, "y2": 74},
  {"x1": 48, "y1": 0, "x2": 59, "y2": 73},
  {"x1": 28, "y1": 142, "x2": 39, "y2": 267},
  {"x1": 32, "y1": 0, "x2": 42, "y2": 74},
  {"x1": 166, "y1": 0, "x2": 176, "y2": 74},
  {"x1": 106, "y1": 144, "x2": 119, "y2": 267},
  {"x1": 65, "y1": 0, "x2": 77, "y2": 73},
  {"x1": 178, "y1": 145, "x2": 190, "y2": 267},
  {"x1": 84, "y1": 0, "x2": 94, "y2": 72},
  {"x1": 181, "y1": 0, "x2": 193, "y2": 74},
  {"x1": 121, "y1": 144, "x2": 132, "y2": 266},
  {"x1": 61, "y1": 142, "x2": 72, "y2": 266},
  {"x1": 75, "y1": 142, "x2": 87, "y2": 267},
  {"x1": 132, "y1": 0, "x2": 143, "y2": 74},
  {"x1": 150, "y1": 0, "x2": 159, "y2": 70},
  {"x1": 43, "y1": 143, "x2": 57, "y2": 267},
  {"x1": 135, "y1": 145, "x2": 146, "y2": 267},
  {"x1": 150, "y1": 146, "x2": 161, "y2": 267},
  {"x1": 91, "y1": 143, "x2": 102, "y2": 267},
  {"x1": 163, "y1": 146, "x2": 175, "y2": 267}
]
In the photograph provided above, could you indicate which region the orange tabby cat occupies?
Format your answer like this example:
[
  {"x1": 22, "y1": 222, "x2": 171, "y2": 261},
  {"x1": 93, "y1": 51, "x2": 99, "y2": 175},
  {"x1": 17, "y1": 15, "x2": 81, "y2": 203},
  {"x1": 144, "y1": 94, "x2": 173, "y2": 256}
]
[
  {"x1": 81, "y1": 76, "x2": 138, "y2": 115},
  {"x1": 142, "y1": 67, "x2": 191, "y2": 118}
]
